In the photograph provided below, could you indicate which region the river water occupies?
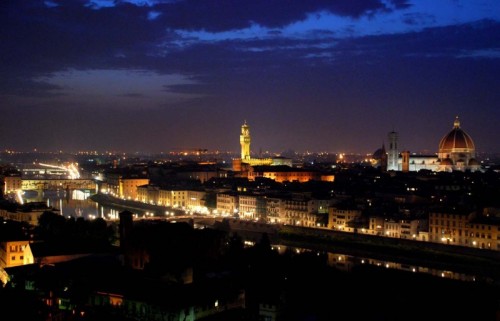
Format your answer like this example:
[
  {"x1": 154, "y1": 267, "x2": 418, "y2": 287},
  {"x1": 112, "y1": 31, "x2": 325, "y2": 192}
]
[
  {"x1": 24, "y1": 189, "x2": 124, "y2": 220},
  {"x1": 23, "y1": 189, "x2": 492, "y2": 285}
]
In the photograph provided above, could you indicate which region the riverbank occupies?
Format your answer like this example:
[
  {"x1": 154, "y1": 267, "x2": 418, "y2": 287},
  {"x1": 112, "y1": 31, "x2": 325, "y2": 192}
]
[
  {"x1": 89, "y1": 193, "x2": 186, "y2": 216},
  {"x1": 277, "y1": 225, "x2": 500, "y2": 283},
  {"x1": 90, "y1": 193, "x2": 500, "y2": 283}
]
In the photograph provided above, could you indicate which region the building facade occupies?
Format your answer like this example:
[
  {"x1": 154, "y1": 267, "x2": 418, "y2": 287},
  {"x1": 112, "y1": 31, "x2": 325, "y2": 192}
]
[
  {"x1": 0, "y1": 240, "x2": 34, "y2": 269},
  {"x1": 386, "y1": 116, "x2": 481, "y2": 172},
  {"x1": 429, "y1": 211, "x2": 500, "y2": 250}
]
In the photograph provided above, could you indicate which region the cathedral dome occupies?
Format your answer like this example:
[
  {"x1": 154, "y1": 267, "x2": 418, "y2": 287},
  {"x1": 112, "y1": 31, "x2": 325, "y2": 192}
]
[
  {"x1": 438, "y1": 116, "x2": 475, "y2": 154},
  {"x1": 372, "y1": 147, "x2": 386, "y2": 160}
]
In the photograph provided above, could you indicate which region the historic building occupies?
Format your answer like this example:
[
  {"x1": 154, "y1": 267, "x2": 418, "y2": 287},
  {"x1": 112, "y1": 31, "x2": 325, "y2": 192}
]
[
  {"x1": 382, "y1": 116, "x2": 481, "y2": 172},
  {"x1": 429, "y1": 210, "x2": 500, "y2": 250},
  {"x1": 248, "y1": 165, "x2": 321, "y2": 183},
  {"x1": 232, "y1": 121, "x2": 291, "y2": 171},
  {"x1": 387, "y1": 131, "x2": 398, "y2": 171},
  {"x1": 437, "y1": 116, "x2": 480, "y2": 172},
  {"x1": 0, "y1": 240, "x2": 34, "y2": 269}
]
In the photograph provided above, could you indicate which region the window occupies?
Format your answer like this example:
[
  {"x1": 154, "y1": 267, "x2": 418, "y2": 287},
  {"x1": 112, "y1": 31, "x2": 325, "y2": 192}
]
[{"x1": 11, "y1": 256, "x2": 15, "y2": 261}]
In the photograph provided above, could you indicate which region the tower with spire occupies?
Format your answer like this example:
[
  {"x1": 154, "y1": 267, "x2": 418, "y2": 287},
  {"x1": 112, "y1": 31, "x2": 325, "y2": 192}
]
[{"x1": 233, "y1": 121, "x2": 274, "y2": 171}]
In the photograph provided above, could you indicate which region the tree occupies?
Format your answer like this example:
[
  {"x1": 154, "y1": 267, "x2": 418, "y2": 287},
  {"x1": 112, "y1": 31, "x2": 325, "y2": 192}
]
[{"x1": 37, "y1": 211, "x2": 66, "y2": 241}]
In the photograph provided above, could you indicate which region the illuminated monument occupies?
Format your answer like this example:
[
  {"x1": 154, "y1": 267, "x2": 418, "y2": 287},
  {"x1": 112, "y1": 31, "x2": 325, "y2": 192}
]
[
  {"x1": 387, "y1": 131, "x2": 398, "y2": 171},
  {"x1": 240, "y1": 121, "x2": 251, "y2": 161},
  {"x1": 233, "y1": 121, "x2": 289, "y2": 171},
  {"x1": 381, "y1": 116, "x2": 481, "y2": 172},
  {"x1": 437, "y1": 116, "x2": 480, "y2": 171}
]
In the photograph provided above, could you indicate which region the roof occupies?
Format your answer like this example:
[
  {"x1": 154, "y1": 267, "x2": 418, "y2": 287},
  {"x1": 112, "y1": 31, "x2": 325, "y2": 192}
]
[
  {"x1": 372, "y1": 147, "x2": 386, "y2": 160},
  {"x1": 251, "y1": 165, "x2": 315, "y2": 172},
  {"x1": 438, "y1": 116, "x2": 475, "y2": 152}
]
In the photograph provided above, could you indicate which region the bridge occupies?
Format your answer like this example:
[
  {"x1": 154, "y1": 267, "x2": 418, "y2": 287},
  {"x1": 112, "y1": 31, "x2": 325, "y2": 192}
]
[{"x1": 22, "y1": 179, "x2": 96, "y2": 193}]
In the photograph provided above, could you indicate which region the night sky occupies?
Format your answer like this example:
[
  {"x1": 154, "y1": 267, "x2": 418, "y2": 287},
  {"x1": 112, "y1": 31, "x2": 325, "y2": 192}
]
[{"x1": 1, "y1": 0, "x2": 499, "y2": 155}]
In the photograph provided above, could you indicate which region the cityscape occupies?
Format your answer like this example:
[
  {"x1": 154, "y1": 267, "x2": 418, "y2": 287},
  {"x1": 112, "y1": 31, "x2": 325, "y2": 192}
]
[
  {"x1": 1, "y1": 119, "x2": 500, "y2": 320},
  {"x1": 2, "y1": 1, "x2": 500, "y2": 321}
]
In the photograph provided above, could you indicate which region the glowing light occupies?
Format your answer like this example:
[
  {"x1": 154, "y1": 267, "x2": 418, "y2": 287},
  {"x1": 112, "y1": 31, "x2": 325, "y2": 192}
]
[
  {"x1": 16, "y1": 190, "x2": 24, "y2": 204},
  {"x1": 39, "y1": 162, "x2": 81, "y2": 179}
]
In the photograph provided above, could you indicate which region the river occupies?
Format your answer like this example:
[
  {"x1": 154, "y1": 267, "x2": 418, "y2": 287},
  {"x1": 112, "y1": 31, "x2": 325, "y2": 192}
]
[
  {"x1": 23, "y1": 189, "x2": 497, "y2": 286},
  {"x1": 23, "y1": 189, "x2": 124, "y2": 220}
]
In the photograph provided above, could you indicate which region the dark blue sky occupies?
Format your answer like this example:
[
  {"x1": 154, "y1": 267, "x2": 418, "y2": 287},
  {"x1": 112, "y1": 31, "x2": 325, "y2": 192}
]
[{"x1": 1, "y1": 0, "x2": 499, "y2": 155}]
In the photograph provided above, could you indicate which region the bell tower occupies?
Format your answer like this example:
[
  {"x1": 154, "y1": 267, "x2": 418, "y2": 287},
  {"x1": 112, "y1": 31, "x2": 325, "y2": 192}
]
[
  {"x1": 387, "y1": 130, "x2": 399, "y2": 171},
  {"x1": 240, "y1": 121, "x2": 251, "y2": 160}
]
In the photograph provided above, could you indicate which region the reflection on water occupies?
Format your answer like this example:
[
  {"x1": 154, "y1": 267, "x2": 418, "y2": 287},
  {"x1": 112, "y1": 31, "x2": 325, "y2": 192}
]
[
  {"x1": 23, "y1": 190, "x2": 132, "y2": 221},
  {"x1": 20, "y1": 190, "x2": 491, "y2": 285},
  {"x1": 271, "y1": 245, "x2": 482, "y2": 283}
]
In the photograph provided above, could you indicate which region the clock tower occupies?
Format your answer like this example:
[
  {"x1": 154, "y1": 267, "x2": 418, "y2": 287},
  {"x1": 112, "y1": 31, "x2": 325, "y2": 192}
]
[{"x1": 240, "y1": 121, "x2": 251, "y2": 160}]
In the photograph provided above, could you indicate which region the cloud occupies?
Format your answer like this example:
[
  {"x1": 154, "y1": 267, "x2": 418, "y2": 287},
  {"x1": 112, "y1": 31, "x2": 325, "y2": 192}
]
[
  {"x1": 17, "y1": 69, "x2": 201, "y2": 109},
  {"x1": 2, "y1": 1, "x2": 499, "y2": 120},
  {"x1": 152, "y1": 0, "x2": 399, "y2": 32},
  {"x1": 0, "y1": 78, "x2": 66, "y2": 98},
  {"x1": 402, "y1": 13, "x2": 436, "y2": 26},
  {"x1": 457, "y1": 49, "x2": 500, "y2": 59},
  {"x1": 388, "y1": 0, "x2": 413, "y2": 10}
]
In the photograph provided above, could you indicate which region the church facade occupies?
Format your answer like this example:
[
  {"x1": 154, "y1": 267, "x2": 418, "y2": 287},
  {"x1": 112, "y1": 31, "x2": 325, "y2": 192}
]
[{"x1": 374, "y1": 116, "x2": 481, "y2": 172}]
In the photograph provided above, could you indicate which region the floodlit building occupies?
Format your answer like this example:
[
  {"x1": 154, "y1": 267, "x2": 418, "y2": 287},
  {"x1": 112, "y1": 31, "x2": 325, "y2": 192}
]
[
  {"x1": 429, "y1": 210, "x2": 500, "y2": 250},
  {"x1": 0, "y1": 240, "x2": 34, "y2": 269},
  {"x1": 386, "y1": 116, "x2": 481, "y2": 172},
  {"x1": 238, "y1": 194, "x2": 266, "y2": 220},
  {"x1": 280, "y1": 196, "x2": 330, "y2": 227},
  {"x1": 232, "y1": 121, "x2": 291, "y2": 172},
  {"x1": 437, "y1": 116, "x2": 480, "y2": 172},
  {"x1": 216, "y1": 193, "x2": 239, "y2": 216},
  {"x1": 3, "y1": 174, "x2": 22, "y2": 194},
  {"x1": 248, "y1": 165, "x2": 320, "y2": 183},
  {"x1": 103, "y1": 170, "x2": 149, "y2": 200},
  {"x1": 328, "y1": 207, "x2": 363, "y2": 232}
]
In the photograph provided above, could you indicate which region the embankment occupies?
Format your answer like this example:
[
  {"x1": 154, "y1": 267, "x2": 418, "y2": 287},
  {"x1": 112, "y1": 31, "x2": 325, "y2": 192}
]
[{"x1": 277, "y1": 225, "x2": 500, "y2": 282}]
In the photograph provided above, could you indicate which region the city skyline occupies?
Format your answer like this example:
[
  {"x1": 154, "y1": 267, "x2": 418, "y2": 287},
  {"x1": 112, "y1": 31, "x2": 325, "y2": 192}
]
[{"x1": 1, "y1": 1, "x2": 499, "y2": 154}]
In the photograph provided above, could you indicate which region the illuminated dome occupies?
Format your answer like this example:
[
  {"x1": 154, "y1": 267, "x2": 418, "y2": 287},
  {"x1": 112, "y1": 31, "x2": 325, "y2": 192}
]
[
  {"x1": 438, "y1": 116, "x2": 475, "y2": 153},
  {"x1": 438, "y1": 116, "x2": 477, "y2": 171}
]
